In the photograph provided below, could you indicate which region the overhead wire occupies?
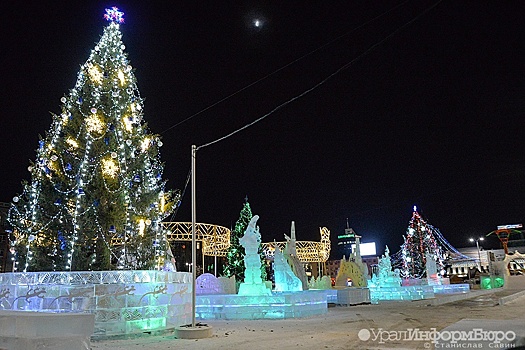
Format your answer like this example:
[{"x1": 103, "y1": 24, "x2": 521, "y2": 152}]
[
  {"x1": 196, "y1": 0, "x2": 442, "y2": 151},
  {"x1": 168, "y1": 0, "x2": 443, "y2": 220},
  {"x1": 160, "y1": 0, "x2": 411, "y2": 136}
]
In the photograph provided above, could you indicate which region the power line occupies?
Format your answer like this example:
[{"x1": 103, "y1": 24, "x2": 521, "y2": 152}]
[
  {"x1": 169, "y1": 0, "x2": 443, "y2": 220},
  {"x1": 197, "y1": 0, "x2": 443, "y2": 151},
  {"x1": 160, "y1": 0, "x2": 412, "y2": 135}
]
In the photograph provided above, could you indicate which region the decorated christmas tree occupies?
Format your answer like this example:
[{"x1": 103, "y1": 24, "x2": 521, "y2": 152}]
[
  {"x1": 400, "y1": 206, "x2": 445, "y2": 279},
  {"x1": 7, "y1": 8, "x2": 178, "y2": 272},
  {"x1": 223, "y1": 198, "x2": 267, "y2": 282}
]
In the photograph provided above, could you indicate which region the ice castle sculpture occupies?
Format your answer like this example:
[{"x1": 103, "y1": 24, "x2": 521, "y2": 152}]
[
  {"x1": 283, "y1": 221, "x2": 309, "y2": 290},
  {"x1": 369, "y1": 246, "x2": 402, "y2": 288},
  {"x1": 335, "y1": 256, "x2": 368, "y2": 287},
  {"x1": 274, "y1": 245, "x2": 302, "y2": 292},
  {"x1": 335, "y1": 234, "x2": 368, "y2": 287},
  {"x1": 237, "y1": 215, "x2": 272, "y2": 296}
]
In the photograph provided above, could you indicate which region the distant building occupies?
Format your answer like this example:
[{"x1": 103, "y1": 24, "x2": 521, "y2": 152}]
[
  {"x1": 325, "y1": 259, "x2": 341, "y2": 278},
  {"x1": 337, "y1": 220, "x2": 356, "y2": 259},
  {"x1": 447, "y1": 246, "x2": 525, "y2": 277},
  {"x1": 508, "y1": 230, "x2": 525, "y2": 249},
  {"x1": 329, "y1": 221, "x2": 379, "y2": 278}
]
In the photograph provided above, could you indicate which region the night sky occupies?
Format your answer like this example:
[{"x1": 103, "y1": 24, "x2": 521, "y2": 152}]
[{"x1": 1, "y1": 1, "x2": 524, "y2": 258}]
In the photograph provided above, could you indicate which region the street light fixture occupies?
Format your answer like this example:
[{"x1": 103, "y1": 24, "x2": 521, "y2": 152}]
[
  {"x1": 185, "y1": 262, "x2": 192, "y2": 272},
  {"x1": 469, "y1": 237, "x2": 484, "y2": 271}
]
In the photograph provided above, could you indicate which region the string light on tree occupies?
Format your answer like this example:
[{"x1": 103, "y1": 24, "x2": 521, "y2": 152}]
[
  {"x1": 399, "y1": 206, "x2": 446, "y2": 279},
  {"x1": 7, "y1": 7, "x2": 179, "y2": 272}
]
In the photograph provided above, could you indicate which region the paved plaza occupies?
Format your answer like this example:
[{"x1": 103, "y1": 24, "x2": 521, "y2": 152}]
[{"x1": 91, "y1": 288, "x2": 525, "y2": 350}]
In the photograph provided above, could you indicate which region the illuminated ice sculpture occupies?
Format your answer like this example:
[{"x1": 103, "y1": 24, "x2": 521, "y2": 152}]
[
  {"x1": 368, "y1": 246, "x2": 435, "y2": 302},
  {"x1": 369, "y1": 246, "x2": 402, "y2": 288},
  {"x1": 335, "y1": 234, "x2": 368, "y2": 287},
  {"x1": 274, "y1": 246, "x2": 302, "y2": 292},
  {"x1": 195, "y1": 217, "x2": 328, "y2": 319},
  {"x1": 237, "y1": 215, "x2": 271, "y2": 296},
  {"x1": 0, "y1": 270, "x2": 192, "y2": 337},
  {"x1": 284, "y1": 221, "x2": 309, "y2": 290}
]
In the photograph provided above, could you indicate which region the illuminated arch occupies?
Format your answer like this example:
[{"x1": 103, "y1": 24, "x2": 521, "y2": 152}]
[
  {"x1": 261, "y1": 227, "x2": 331, "y2": 263},
  {"x1": 161, "y1": 222, "x2": 230, "y2": 256}
]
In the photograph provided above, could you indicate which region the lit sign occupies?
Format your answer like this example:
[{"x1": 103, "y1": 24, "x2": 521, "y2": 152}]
[
  {"x1": 497, "y1": 224, "x2": 523, "y2": 230},
  {"x1": 351, "y1": 242, "x2": 377, "y2": 256}
]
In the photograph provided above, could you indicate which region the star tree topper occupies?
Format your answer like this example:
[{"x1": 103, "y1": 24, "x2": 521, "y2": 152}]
[{"x1": 104, "y1": 7, "x2": 125, "y2": 23}]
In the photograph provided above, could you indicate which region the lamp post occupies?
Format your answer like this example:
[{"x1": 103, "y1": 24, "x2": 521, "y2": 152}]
[
  {"x1": 191, "y1": 144, "x2": 197, "y2": 328},
  {"x1": 469, "y1": 237, "x2": 484, "y2": 271},
  {"x1": 174, "y1": 145, "x2": 212, "y2": 340}
]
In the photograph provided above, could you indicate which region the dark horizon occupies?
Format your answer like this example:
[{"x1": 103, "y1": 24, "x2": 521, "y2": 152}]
[{"x1": 1, "y1": 1, "x2": 524, "y2": 258}]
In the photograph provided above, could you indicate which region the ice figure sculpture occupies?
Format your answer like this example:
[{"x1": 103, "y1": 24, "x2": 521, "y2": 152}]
[
  {"x1": 283, "y1": 222, "x2": 309, "y2": 290},
  {"x1": 425, "y1": 253, "x2": 443, "y2": 285},
  {"x1": 196, "y1": 273, "x2": 222, "y2": 295},
  {"x1": 274, "y1": 246, "x2": 302, "y2": 292},
  {"x1": 368, "y1": 246, "x2": 440, "y2": 301},
  {"x1": 369, "y1": 246, "x2": 402, "y2": 288},
  {"x1": 237, "y1": 215, "x2": 272, "y2": 296},
  {"x1": 284, "y1": 221, "x2": 298, "y2": 256},
  {"x1": 308, "y1": 275, "x2": 332, "y2": 290},
  {"x1": 195, "y1": 273, "x2": 237, "y2": 295}
]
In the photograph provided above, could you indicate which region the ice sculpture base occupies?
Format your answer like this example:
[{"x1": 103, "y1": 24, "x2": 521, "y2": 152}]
[
  {"x1": 0, "y1": 310, "x2": 95, "y2": 350},
  {"x1": 237, "y1": 283, "x2": 272, "y2": 296},
  {"x1": 369, "y1": 285, "x2": 434, "y2": 303},
  {"x1": 0, "y1": 271, "x2": 192, "y2": 338},
  {"x1": 196, "y1": 290, "x2": 327, "y2": 320},
  {"x1": 335, "y1": 287, "x2": 371, "y2": 306},
  {"x1": 433, "y1": 284, "x2": 470, "y2": 294},
  {"x1": 317, "y1": 289, "x2": 337, "y2": 303}
]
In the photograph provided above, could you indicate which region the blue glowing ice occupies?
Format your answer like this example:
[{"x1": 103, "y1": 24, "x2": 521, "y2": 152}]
[
  {"x1": 274, "y1": 246, "x2": 302, "y2": 292},
  {"x1": 237, "y1": 215, "x2": 271, "y2": 296},
  {"x1": 368, "y1": 246, "x2": 401, "y2": 288}
]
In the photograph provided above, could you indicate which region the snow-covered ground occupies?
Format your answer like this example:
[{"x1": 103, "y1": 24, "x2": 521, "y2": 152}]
[{"x1": 91, "y1": 289, "x2": 525, "y2": 350}]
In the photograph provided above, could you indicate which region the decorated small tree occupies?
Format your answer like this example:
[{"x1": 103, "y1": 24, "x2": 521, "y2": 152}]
[
  {"x1": 7, "y1": 8, "x2": 178, "y2": 272},
  {"x1": 223, "y1": 197, "x2": 267, "y2": 283},
  {"x1": 400, "y1": 206, "x2": 445, "y2": 279}
]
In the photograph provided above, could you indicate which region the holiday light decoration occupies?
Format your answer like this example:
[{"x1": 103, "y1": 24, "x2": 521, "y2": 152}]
[
  {"x1": 122, "y1": 115, "x2": 134, "y2": 132},
  {"x1": 104, "y1": 7, "x2": 125, "y2": 24},
  {"x1": 398, "y1": 206, "x2": 446, "y2": 279},
  {"x1": 223, "y1": 199, "x2": 267, "y2": 282},
  {"x1": 88, "y1": 64, "x2": 104, "y2": 84},
  {"x1": 117, "y1": 69, "x2": 126, "y2": 85},
  {"x1": 141, "y1": 137, "x2": 150, "y2": 152},
  {"x1": 8, "y1": 9, "x2": 179, "y2": 272},
  {"x1": 85, "y1": 112, "x2": 105, "y2": 134},
  {"x1": 101, "y1": 158, "x2": 119, "y2": 178},
  {"x1": 66, "y1": 137, "x2": 79, "y2": 148}
]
